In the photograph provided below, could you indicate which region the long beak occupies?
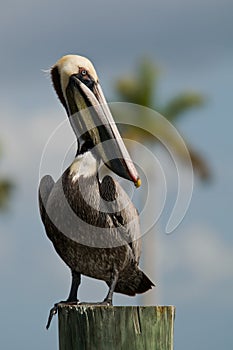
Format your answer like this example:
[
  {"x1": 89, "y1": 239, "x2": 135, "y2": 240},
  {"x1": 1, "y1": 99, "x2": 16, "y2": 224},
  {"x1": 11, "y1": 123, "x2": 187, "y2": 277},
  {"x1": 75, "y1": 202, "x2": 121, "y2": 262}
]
[{"x1": 66, "y1": 75, "x2": 141, "y2": 187}]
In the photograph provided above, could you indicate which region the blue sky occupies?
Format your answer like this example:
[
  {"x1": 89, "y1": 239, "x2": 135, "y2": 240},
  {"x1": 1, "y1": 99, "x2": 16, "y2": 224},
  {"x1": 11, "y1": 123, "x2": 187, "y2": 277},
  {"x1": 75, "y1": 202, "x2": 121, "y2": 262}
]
[{"x1": 0, "y1": 1, "x2": 233, "y2": 349}]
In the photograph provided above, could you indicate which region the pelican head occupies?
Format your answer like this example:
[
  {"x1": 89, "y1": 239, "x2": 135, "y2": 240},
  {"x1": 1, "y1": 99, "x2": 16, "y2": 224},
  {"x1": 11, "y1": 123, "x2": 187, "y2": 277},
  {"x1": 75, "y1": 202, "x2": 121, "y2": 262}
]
[{"x1": 51, "y1": 55, "x2": 141, "y2": 187}]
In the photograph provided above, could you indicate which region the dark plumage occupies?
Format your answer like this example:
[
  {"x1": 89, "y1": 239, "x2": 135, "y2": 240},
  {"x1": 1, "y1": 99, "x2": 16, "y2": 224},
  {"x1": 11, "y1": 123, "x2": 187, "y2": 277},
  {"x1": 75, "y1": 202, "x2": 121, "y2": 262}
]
[
  {"x1": 38, "y1": 55, "x2": 154, "y2": 327},
  {"x1": 39, "y1": 168, "x2": 153, "y2": 296}
]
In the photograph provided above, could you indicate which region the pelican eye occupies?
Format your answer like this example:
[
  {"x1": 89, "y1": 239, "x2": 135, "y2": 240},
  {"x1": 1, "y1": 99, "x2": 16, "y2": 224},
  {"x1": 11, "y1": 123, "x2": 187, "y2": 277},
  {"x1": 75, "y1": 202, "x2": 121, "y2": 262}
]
[
  {"x1": 77, "y1": 68, "x2": 95, "y2": 90},
  {"x1": 81, "y1": 69, "x2": 87, "y2": 76}
]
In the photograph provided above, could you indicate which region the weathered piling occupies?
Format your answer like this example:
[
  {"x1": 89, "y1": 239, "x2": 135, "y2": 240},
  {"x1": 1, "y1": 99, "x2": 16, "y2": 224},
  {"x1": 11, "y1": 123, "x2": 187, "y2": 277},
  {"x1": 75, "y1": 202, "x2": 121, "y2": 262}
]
[{"x1": 58, "y1": 305, "x2": 175, "y2": 350}]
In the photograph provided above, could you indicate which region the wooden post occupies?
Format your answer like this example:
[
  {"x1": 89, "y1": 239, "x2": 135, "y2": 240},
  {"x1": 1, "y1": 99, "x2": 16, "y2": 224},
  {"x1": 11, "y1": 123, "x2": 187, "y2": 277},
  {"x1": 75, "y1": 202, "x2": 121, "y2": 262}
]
[{"x1": 58, "y1": 305, "x2": 175, "y2": 350}]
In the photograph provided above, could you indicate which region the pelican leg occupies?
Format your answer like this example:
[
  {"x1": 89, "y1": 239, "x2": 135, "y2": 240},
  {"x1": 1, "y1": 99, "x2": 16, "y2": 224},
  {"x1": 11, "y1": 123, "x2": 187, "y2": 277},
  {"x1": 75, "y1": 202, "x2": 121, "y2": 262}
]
[
  {"x1": 103, "y1": 268, "x2": 119, "y2": 305},
  {"x1": 67, "y1": 270, "x2": 81, "y2": 302},
  {"x1": 46, "y1": 270, "x2": 81, "y2": 329},
  {"x1": 78, "y1": 269, "x2": 119, "y2": 307}
]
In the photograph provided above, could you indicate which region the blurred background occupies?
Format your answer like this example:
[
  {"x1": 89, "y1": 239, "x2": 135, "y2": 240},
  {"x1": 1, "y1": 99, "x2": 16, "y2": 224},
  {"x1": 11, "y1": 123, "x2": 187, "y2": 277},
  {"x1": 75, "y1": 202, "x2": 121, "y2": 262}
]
[{"x1": 0, "y1": 0, "x2": 232, "y2": 349}]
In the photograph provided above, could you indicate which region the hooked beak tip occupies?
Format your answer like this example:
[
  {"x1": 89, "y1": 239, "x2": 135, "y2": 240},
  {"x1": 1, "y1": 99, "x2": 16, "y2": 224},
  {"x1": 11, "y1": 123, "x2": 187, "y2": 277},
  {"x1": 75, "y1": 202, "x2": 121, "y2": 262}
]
[{"x1": 135, "y1": 177, "x2": 141, "y2": 188}]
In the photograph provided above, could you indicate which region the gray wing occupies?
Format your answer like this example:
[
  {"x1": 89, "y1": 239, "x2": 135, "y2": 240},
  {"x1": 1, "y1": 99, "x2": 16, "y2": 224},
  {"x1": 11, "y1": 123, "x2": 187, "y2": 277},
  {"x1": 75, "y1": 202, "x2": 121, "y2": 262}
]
[
  {"x1": 100, "y1": 175, "x2": 142, "y2": 264},
  {"x1": 38, "y1": 175, "x2": 55, "y2": 225}
]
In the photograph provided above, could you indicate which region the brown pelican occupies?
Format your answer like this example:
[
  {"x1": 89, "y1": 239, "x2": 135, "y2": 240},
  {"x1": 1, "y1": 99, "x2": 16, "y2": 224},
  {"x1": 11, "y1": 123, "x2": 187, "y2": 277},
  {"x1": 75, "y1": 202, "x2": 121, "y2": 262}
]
[{"x1": 38, "y1": 55, "x2": 154, "y2": 328}]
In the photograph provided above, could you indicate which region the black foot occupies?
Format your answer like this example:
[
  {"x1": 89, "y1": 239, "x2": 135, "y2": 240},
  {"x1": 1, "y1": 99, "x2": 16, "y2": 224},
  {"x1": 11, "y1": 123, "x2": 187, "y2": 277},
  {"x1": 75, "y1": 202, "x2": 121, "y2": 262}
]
[{"x1": 46, "y1": 300, "x2": 79, "y2": 330}]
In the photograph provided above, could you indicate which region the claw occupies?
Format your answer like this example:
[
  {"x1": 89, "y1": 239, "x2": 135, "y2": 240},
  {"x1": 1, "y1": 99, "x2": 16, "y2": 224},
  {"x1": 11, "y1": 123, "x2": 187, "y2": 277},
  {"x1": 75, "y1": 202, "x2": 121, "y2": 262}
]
[
  {"x1": 46, "y1": 303, "x2": 59, "y2": 330},
  {"x1": 46, "y1": 300, "x2": 79, "y2": 329}
]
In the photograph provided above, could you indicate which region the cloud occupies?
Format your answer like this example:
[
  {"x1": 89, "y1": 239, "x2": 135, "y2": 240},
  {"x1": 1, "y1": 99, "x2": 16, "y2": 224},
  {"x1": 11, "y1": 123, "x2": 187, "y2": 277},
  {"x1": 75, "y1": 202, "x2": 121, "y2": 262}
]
[
  {"x1": 0, "y1": 106, "x2": 70, "y2": 179},
  {"x1": 157, "y1": 224, "x2": 233, "y2": 304}
]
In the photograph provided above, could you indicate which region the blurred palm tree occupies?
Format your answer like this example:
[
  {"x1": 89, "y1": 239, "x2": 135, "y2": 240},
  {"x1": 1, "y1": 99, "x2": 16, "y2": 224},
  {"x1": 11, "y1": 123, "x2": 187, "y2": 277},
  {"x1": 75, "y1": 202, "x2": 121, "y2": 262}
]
[
  {"x1": 115, "y1": 57, "x2": 210, "y2": 180},
  {"x1": 0, "y1": 143, "x2": 13, "y2": 210},
  {"x1": 115, "y1": 57, "x2": 211, "y2": 305}
]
